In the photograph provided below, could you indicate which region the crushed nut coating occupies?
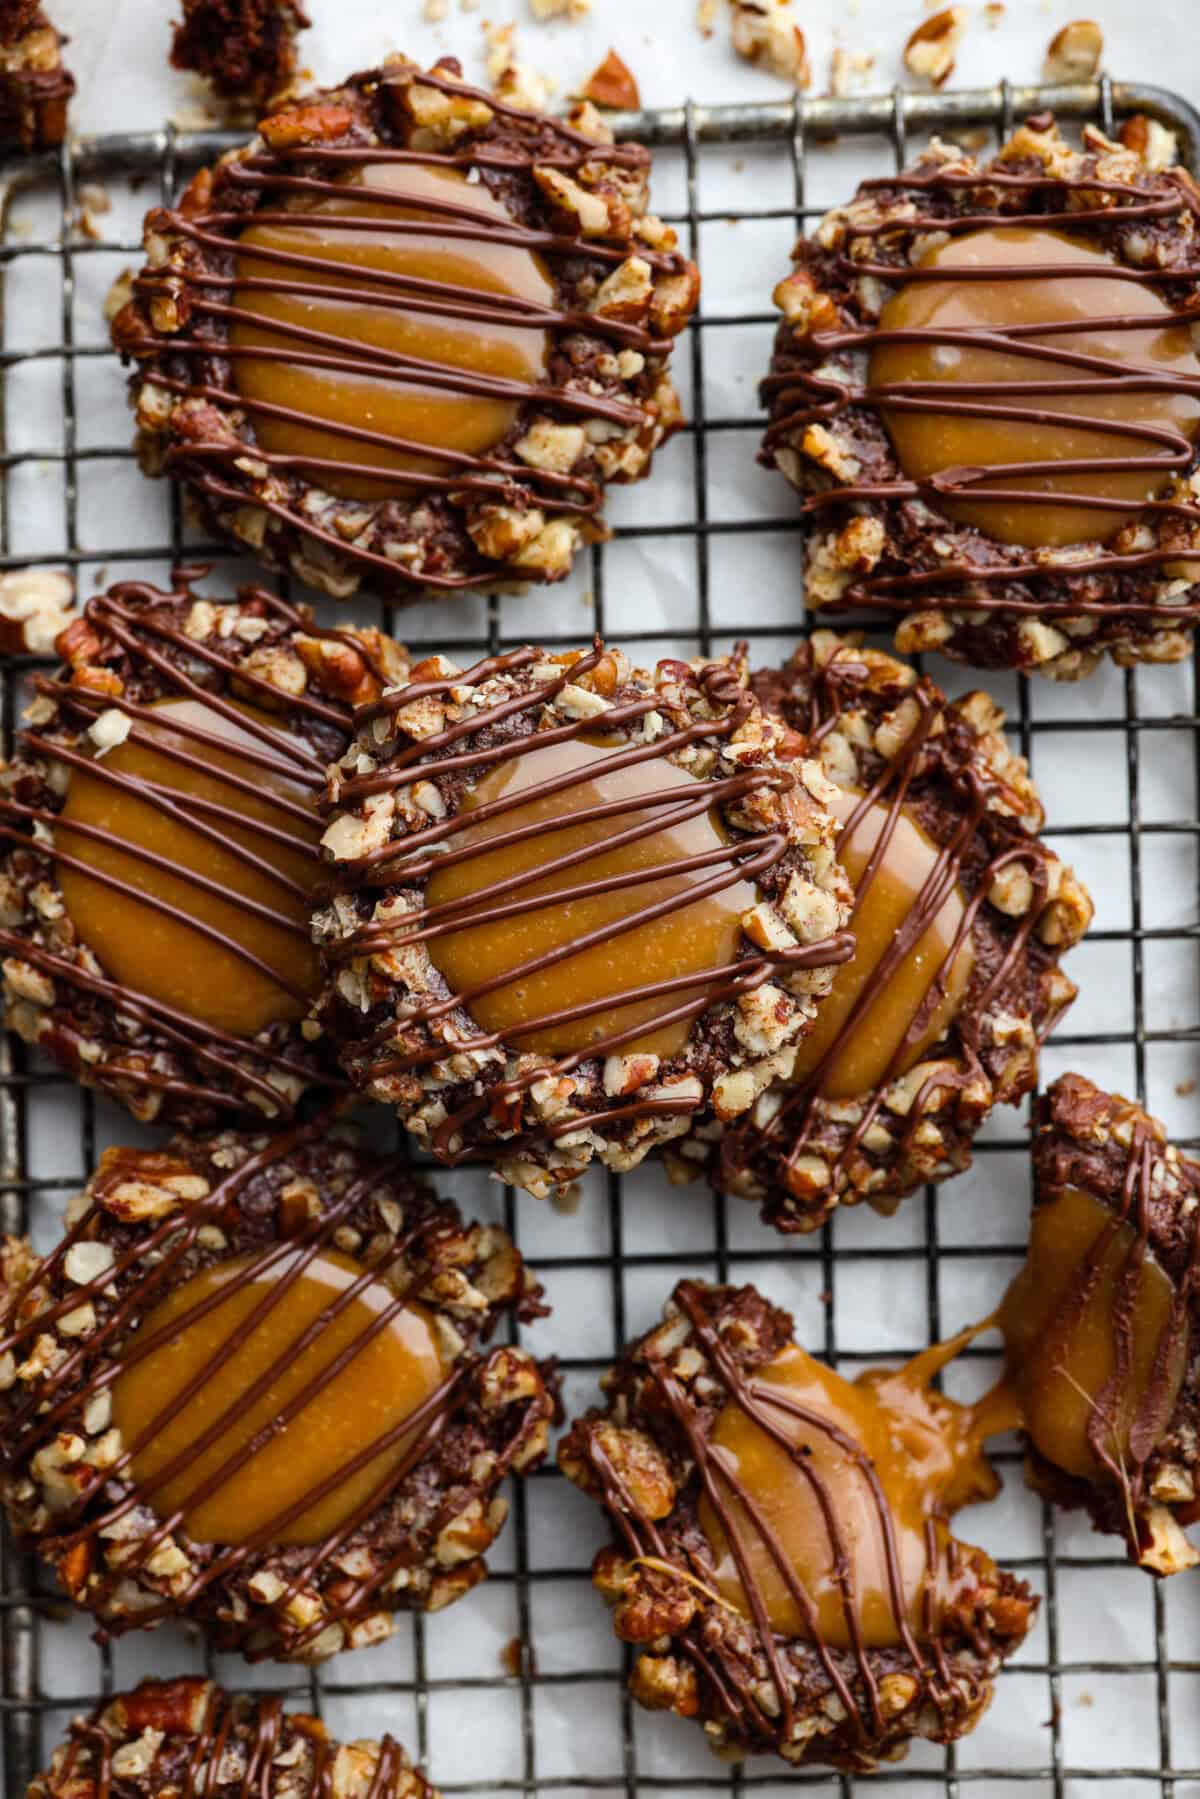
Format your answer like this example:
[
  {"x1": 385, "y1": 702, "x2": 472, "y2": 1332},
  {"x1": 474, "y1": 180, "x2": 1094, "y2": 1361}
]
[
  {"x1": 0, "y1": 1121, "x2": 554, "y2": 1661},
  {"x1": 112, "y1": 55, "x2": 698, "y2": 602},
  {"x1": 314, "y1": 640, "x2": 855, "y2": 1199},
  {"x1": 1002, "y1": 1072, "x2": 1200, "y2": 1575},
  {"x1": 761, "y1": 113, "x2": 1200, "y2": 678},
  {"x1": 0, "y1": 572, "x2": 406, "y2": 1131},
  {"x1": 29, "y1": 1677, "x2": 436, "y2": 1799},
  {"x1": 560, "y1": 1278, "x2": 1036, "y2": 1771},
  {"x1": 671, "y1": 631, "x2": 1091, "y2": 1231}
]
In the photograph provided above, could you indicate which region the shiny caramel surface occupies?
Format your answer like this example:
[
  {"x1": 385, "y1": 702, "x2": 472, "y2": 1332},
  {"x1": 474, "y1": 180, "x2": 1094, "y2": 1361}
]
[
  {"x1": 425, "y1": 737, "x2": 758, "y2": 1059},
  {"x1": 871, "y1": 227, "x2": 1200, "y2": 548},
  {"x1": 112, "y1": 1248, "x2": 446, "y2": 1547},
  {"x1": 789, "y1": 785, "x2": 972, "y2": 1098},
  {"x1": 232, "y1": 161, "x2": 554, "y2": 500},
  {"x1": 698, "y1": 1342, "x2": 996, "y2": 1648},
  {"x1": 57, "y1": 698, "x2": 323, "y2": 1038},
  {"x1": 1000, "y1": 1184, "x2": 1185, "y2": 1480}
]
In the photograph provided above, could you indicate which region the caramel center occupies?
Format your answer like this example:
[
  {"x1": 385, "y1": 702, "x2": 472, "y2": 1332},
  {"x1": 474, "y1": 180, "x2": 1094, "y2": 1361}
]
[
  {"x1": 1000, "y1": 1184, "x2": 1186, "y2": 1481},
  {"x1": 789, "y1": 785, "x2": 972, "y2": 1099},
  {"x1": 424, "y1": 737, "x2": 758, "y2": 1059},
  {"x1": 57, "y1": 697, "x2": 323, "y2": 1039},
  {"x1": 111, "y1": 1248, "x2": 446, "y2": 1548},
  {"x1": 871, "y1": 226, "x2": 1200, "y2": 548},
  {"x1": 231, "y1": 161, "x2": 555, "y2": 501},
  {"x1": 698, "y1": 1343, "x2": 994, "y2": 1649}
]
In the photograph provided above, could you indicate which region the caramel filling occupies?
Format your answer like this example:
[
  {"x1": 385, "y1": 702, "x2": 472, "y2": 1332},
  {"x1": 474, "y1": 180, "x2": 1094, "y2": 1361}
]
[
  {"x1": 789, "y1": 785, "x2": 972, "y2": 1099},
  {"x1": 871, "y1": 226, "x2": 1200, "y2": 548},
  {"x1": 698, "y1": 1342, "x2": 997, "y2": 1649},
  {"x1": 111, "y1": 1248, "x2": 446, "y2": 1547},
  {"x1": 1000, "y1": 1184, "x2": 1186, "y2": 1481},
  {"x1": 231, "y1": 161, "x2": 555, "y2": 500},
  {"x1": 57, "y1": 697, "x2": 323, "y2": 1039},
  {"x1": 424, "y1": 737, "x2": 758, "y2": 1059}
]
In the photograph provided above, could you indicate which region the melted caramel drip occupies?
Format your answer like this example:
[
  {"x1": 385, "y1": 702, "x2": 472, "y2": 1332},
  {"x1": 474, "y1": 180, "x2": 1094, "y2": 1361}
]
[
  {"x1": 231, "y1": 161, "x2": 555, "y2": 500},
  {"x1": 111, "y1": 1246, "x2": 446, "y2": 1548},
  {"x1": 424, "y1": 735, "x2": 759, "y2": 1059},
  {"x1": 789, "y1": 785, "x2": 973, "y2": 1099},
  {"x1": 698, "y1": 1339, "x2": 997, "y2": 1649},
  {"x1": 57, "y1": 697, "x2": 323, "y2": 1039},
  {"x1": 872, "y1": 227, "x2": 1200, "y2": 549},
  {"x1": 999, "y1": 1183, "x2": 1186, "y2": 1481}
]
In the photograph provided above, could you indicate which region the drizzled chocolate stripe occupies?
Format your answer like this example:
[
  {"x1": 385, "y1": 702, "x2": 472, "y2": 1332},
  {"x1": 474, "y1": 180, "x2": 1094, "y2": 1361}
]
[
  {"x1": 0, "y1": 577, "x2": 355, "y2": 1118},
  {"x1": 122, "y1": 66, "x2": 693, "y2": 591},
  {"x1": 763, "y1": 161, "x2": 1200, "y2": 615},
  {"x1": 579, "y1": 1281, "x2": 967, "y2": 1756},
  {"x1": 328, "y1": 643, "x2": 853, "y2": 1159},
  {"x1": 48, "y1": 1684, "x2": 413, "y2": 1799},
  {"x1": 0, "y1": 1126, "x2": 540, "y2": 1656},
  {"x1": 1015, "y1": 1123, "x2": 1200, "y2": 1505},
  {"x1": 719, "y1": 652, "x2": 1057, "y2": 1201}
]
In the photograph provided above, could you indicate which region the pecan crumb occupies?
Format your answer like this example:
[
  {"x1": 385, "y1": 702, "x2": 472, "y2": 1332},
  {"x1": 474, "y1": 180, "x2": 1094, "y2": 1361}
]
[
  {"x1": 578, "y1": 49, "x2": 640, "y2": 110},
  {"x1": 903, "y1": 5, "x2": 966, "y2": 87},
  {"x1": 1043, "y1": 18, "x2": 1103, "y2": 82},
  {"x1": 0, "y1": 567, "x2": 76, "y2": 656},
  {"x1": 730, "y1": 0, "x2": 811, "y2": 88}
]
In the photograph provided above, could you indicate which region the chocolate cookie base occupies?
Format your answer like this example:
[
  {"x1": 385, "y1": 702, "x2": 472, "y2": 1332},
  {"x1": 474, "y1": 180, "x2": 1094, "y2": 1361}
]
[
  {"x1": 170, "y1": 0, "x2": 310, "y2": 108},
  {"x1": 112, "y1": 56, "x2": 698, "y2": 603},
  {"x1": 0, "y1": 574, "x2": 406, "y2": 1131},
  {"x1": 1023, "y1": 1073, "x2": 1200, "y2": 1575},
  {"x1": 673, "y1": 632, "x2": 1091, "y2": 1232},
  {"x1": 0, "y1": 4, "x2": 72, "y2": 150},
  {"x1": 760, "y1": 115, "x2": 1200, "y2": 679},
  {"x1": 315, "y1": 641, "x2": 854, "y2": 1199},
  {"x1": 559, "y1": 1279, "x2": 1036, "y2": 1772},
  {"x1": 0, "y1": 1123, "x2": 554, "y2": 1661},
  {"x1": 30, "y1": 1678, "x2": 436, "y2": 1799}
]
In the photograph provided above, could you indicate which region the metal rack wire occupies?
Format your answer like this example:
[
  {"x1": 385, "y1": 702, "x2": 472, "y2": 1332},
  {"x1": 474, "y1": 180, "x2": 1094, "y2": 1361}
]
[{"x1": 1, "y1": 73, "x2": 1199, "y2": 1799}]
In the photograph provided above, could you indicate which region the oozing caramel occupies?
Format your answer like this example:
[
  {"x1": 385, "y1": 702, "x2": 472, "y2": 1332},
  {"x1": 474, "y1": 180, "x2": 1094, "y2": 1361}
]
[
  {"x1": 57, "y1": 697, "x2": 323, "y2": 1039},
  {"x1": 112, "y1": 1247, "x2": 446, "y2": 1547},
  {"x1": 789, "y1": 785, "x2": 972, "y2": 1098},
  {"x1": 871, "y1": 226, "x2": 1200, "y2": 548},
  {"x1": 1000, "y1": 1184, "x2": 1186, "y2": 1481},
  {"x1": 231, "y1": 161, "x2": 554, "y2": 500},
  {"x1": 424, "y1": 737, "x2": 758, "y2": 1059},
  {"x1": 698, "y1": 1340, "x2": 998, "y2": 1649}
]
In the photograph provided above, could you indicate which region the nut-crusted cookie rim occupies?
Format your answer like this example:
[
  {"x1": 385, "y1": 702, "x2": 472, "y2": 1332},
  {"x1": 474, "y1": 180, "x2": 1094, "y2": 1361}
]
[
  {"x1": 316, "y1": 640, "x2": 855, "y2": 1182},
  {"x1": 111, "y1": 56, "x2": 699, "y2": 598},
  {"x1": 708, "y1": 633, "x2": 1090, "y2": 1229},
  {"x1": 0, "y1": 1118, "x2": 553, "y2": 1661},
  {"x1": 561, "y1": 1277, "x2": 1035, "y2": 1769},
  {"x1": 0, "y1": 573, "x2": 386, "y2": 1127}
]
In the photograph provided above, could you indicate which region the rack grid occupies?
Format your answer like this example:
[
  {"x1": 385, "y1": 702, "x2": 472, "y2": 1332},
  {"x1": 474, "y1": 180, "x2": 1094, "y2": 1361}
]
[{"x1": 1, "y1": 73, "x2": 1199, "y2": 1799}]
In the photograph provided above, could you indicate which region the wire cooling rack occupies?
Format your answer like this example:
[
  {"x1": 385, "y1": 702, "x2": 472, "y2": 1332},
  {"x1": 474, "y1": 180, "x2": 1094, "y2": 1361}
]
[{"x1": 1, "y1": 72, "x2": 1200, "y2": 1799}]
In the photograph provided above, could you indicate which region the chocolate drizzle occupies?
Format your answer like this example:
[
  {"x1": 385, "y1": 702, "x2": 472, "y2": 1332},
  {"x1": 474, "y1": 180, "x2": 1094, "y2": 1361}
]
[
  {"x1": 0, "y1": 1123, "x2": 550, "y2": 1656},
  {"x1": 999, "y1": 1078, "x2": 1200, "y2": 1549},
  {"x1": 718, "y1": 646, "x2": 1061, "y2": 1217},
  {"x1": 0, "y1": 575, "x2": 362, "y2": 1122},
  {"x1": 762, "y1": 153, "x2": 1200, "y2": 621},
  {"x1": 116, "y1": 63, "x2": 695, "y2": 592},
  {"x1": 324, "y1": 642, "x2": 854, "y2": 1161},
  {"x1": 575, "y1": 1281, "x2": 1005, "y2": 1760},
  {"x1": 40, "y1": 1680, "x2": 422, "y2": 1799}
]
